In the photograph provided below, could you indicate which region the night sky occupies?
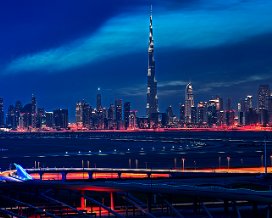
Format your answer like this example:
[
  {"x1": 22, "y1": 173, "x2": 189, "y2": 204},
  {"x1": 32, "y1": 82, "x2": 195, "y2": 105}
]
[{"x1": 1, "y1": 0, "x2": 272, "y2": 120}]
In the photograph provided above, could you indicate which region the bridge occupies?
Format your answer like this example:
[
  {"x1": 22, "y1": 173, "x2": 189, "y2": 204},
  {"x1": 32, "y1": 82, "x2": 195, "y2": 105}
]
[
  {"x1": 26, "y1": 166, "x2": 268, "y2": 181},
  {"x1": 1, "y1": 167, "x2": 272, "y2": 217},
  {"x1": 27, "y1": 167, "x2": 178, "y2": 180},
  {"x1": 1, "y1": 173, "x2": 272, "y2": 217}
]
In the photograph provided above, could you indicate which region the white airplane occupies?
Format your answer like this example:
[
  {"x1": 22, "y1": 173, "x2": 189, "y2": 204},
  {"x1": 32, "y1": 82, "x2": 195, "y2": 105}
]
[{"x1": 0, "y1": 163, "x2": 33, "y2": 182}]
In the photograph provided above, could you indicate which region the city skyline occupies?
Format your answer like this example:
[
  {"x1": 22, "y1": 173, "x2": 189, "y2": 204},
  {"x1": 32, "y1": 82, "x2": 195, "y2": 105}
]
[
  {"x1": 0, "y1": 1, "x2": 272, "y2": 117},
  {"x1": 1, "y1": 82, "x2": 272, "y2": 130}
]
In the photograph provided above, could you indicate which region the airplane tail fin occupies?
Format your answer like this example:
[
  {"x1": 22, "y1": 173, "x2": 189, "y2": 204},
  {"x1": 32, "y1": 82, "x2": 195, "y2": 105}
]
[{"x1": 14, "y1": 163, "x2": 33, "y2": 181}]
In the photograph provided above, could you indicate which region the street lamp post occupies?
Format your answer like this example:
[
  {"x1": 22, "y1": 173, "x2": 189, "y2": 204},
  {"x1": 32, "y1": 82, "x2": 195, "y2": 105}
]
[
  {"x1": 82, "y1": 160, "x2": 84, "y2": 179},
  {"x1": 218, "y1": 156, "x2": 221, "y2": 169},
  {"x1": 135, "y1": 159, "x2": 138, "y2": 169},
  {"x1": 264, "y1": 140, "x2": 267, "y2": 175},
  {"x1": 182, "y1": 158, "x2": 185, "y2": 172},
  {"x1": 145, "y1": 162, "x2": 148, "y2": 169},
  {"x1": 129, "y1": 158, "x2": 131, "y2": 169},
  {"x1": 87, "y1": 160, "x2": 90, "y2": 169},
  {"x1": 240, "y1": 158, "x2": 244, "y2": 167},
  {"x1": 194, "y1": 160, "x2": 196, "y2": 171},
  {"x1": 227, "y1": 157, "x2": 230, "y2": 171},
  {"x1": 174, "y1": 158, "x2": 177, "y2": 169}
]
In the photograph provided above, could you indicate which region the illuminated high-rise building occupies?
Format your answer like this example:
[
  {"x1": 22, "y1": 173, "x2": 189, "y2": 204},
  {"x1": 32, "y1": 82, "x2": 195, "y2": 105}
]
[
  {"x1": 225, "y1": 98, "x2": 234, "y2": 126},
  {"x1": 257, "y1": 85, "x2": 270, "y2": 126},
  {"x1": 129, "y1": 111, "x2": 137, "y2": 129},
  {"x1": 207, "y1": 100, "x2": 217, "y2": 127},
  {"x1": 31, "y1": 94, "x2": 37, "y2": 128},
  {"x1": 115, "y1": 99, "x2": 123, "y2": 130},
  {"x1": 0, "y1": 98, "x2": 4, "y2": 127},
  {"x1": 179, "y1": 104, "x2": 185, "y2": 124},
  {"x1": 96, "y1": 88, "x2": 102, "y2": 111},
  {"x1": 266, "y1": 94, "x2": 272, "y2": 125},
  {"x1": 53, "y1": 109, "x2": 68, "y2": 129},
  {"x1": 107, "y1": 104, "x2": 115, "y2": 129},
  {"x1": 124, "y1": 102, "x2": 131, "y2": 129},
  {"x1": 185, "y1": 83, "x2": 194, "y2": 123},
  {"x1": 45, "y1": 112, "x2": 54, "y2": 128},
  {"x1": 6, "y1": 105, "x2": 16, "y2": 129},
  {"x1": 244, "y1": 95, "x2": 253, "y2": 111},
  {"x1": 108, "y1": 104, "x2": 114, "y2": 121},
  {"x1": 146, "y1": 6, "x2": 158, "y2": 117},
  {"x1": 36, "y1": 108, "x2": 45, "y2": 128},
  {"x1": 258, "y1": 85, "x2": 270, "y2": 111},
  {"x1": 76, "y1": 100, "x2": 84, "y2": 124},
  {"x1": 197, "y1": 102, "x2": 206, "y2": 125},
  {"x1": 15, "y1": 101, "x2": 22, "y2": 128},
  {"x1": 21, "y1": 103, "x2": 32, "y2": 128},
  {"x1": 76, "y1": 100, "x2": 90, "y2": 128}
]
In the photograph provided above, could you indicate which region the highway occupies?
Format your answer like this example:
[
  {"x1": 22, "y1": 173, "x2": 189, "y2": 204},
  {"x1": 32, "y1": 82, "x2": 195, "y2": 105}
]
[
  {"x1": 25, "y1": 166, "x2": 272, "y2": 181},
  {"x1": 1, "y1": 170, "x2": 272, "y2": 217}
]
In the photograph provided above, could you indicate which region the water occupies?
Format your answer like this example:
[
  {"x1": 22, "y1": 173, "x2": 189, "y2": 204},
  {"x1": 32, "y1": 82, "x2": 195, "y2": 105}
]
[{"x1": 0, "y1": 131, "x2": 271, "y2": 171}]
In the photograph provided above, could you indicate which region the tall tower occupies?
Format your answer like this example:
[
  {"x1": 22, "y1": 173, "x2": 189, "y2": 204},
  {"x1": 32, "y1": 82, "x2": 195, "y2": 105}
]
[
  {"x1": 146, "y1": 5, "x2": 158, "y2": 117},
  {"x1": 96, "y1": 87, "x2": 102, "y2": 111},
  {"x1": 31, "y1": 94, "x2": 37, "y2": 128},
  {"x1": 185, "y1": 83, "x2": 194, "y2": 124}
]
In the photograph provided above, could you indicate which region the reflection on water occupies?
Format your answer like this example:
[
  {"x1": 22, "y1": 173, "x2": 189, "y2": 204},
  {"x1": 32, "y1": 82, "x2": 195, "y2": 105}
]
[{"x1": 0, "y1": 131, "x2": 270, "y2": 171}]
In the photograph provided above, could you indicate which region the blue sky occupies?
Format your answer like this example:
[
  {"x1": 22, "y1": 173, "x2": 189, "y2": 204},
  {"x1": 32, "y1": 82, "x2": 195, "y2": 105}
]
[{"x1": 1, "y1": 0, "x2": 272, "y2": 119}]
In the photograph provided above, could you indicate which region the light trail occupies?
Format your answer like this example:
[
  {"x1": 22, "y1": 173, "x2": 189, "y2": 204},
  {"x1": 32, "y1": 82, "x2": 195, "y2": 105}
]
[{"x1": 28, "y1": 166, "x2": 270, "y2": 181}]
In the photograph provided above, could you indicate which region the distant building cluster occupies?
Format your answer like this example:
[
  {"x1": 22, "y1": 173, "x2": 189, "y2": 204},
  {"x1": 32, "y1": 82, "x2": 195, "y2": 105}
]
[
  {"x1": 2, "y1": 95, "x2": 68, "y2": 131},
  {"x1": 74, "y1": 92, "x2": 137, "y2": 130},
  {"x1": 176, "y1": 84, "x2": 272, "y2": 128}
]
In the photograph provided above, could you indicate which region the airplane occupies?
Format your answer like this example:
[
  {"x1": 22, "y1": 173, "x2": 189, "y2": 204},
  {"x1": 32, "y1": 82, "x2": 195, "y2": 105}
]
[{"x1": 0, "y1": 163, "x2": 33, "y2": 182}]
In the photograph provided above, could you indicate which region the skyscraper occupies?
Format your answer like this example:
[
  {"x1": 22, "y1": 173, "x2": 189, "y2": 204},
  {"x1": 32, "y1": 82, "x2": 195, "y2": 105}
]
[
  {"x1": 124, "y1": 102, "x2": 131, "y2": 129},
  {"x1": 31, "y1": 94, "x2": 37, "y2": 128},
  {"x1": 53, "y1": 109, "x2": 68, "y2": 129},
  {"x1": 257, "y1": 85, "x2": 270, "y2": 125},
  {"x1": 96, "y1": 87, "x2": 102, "y2": 111},
  {"x1": 179, "y1": 104, "x2": 185, "y2": 124},
  {"x1": 76, "y1": 100, "x2": 91, "y2": 128},
  {"x1": 107, "y1": 104, "x2": 115, "y2": 129},
  {"x1": 115, "y1": 99, "x2": 123, "y2": 130},
  {"x1": 185, "y1": 83, "x2": 194, "y2": 124},
  {"x1": 76, "y1": 100, "x2": 84, "y2": 125},
  {"x1": 258, "y1": 85, "x2": 270, "y2": 111},
  {"x1": 6, "y1": 105, "x2": 16, "y2": 129},
  {"x1": 15, "y1": 100, "x2": 22, "y2": 128},
  {"x1": 45, "y1": 112, "x2": 54, "y2": 128},
  {"x1": 266, "y1": 94, "x2": 272, "y2": 125},
  {"x1": 36, "y1": 108, "x2": 46, "y2": 128},
  {"x1": 0, "y1": 98, "x2": 4, "y2": 127},
  {"x1": 197, "y1": 102, "x2": 206, "y2": 125},
  {"x1": 146, "y1": 6, "x2": 158, "y2": 117}
]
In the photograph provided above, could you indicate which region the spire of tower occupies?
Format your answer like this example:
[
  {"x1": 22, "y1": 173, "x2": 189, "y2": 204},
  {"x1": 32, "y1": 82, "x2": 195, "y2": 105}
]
[
  {"x1": 148, "y1": 5, "x2": 154, "y2": 53},
  {"x1": 146, "y1": 4, "x2": 158, "y2": 117}
]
